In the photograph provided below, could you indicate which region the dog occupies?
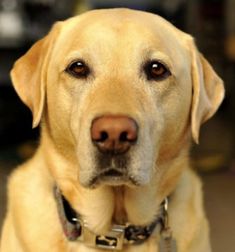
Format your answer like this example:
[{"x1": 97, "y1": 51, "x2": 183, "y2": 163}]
[{"x1": 0, "y1": 8, "x2": 224, "y2": 252}]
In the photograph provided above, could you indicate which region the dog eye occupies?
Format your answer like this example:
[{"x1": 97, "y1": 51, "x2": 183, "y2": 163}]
[
  {"x1": 144, "y1": 61, "x2": 171, "y2": 81},
  {"x1": 66, "y1": 61, "x2": 90, "y2": 78}
]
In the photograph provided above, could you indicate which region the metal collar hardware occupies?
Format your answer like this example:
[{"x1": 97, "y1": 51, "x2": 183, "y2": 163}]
[
  {"x1": 54, "y1": 187, "x2": 168, "y2": 250},
  {"x1": 78, "y1": 222, "x2": 126, "y2": 250}
]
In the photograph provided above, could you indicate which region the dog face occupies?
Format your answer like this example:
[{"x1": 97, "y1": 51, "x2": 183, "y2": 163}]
[{"x1": 11, "y1": 9, "x2": 224, "y2": 188}]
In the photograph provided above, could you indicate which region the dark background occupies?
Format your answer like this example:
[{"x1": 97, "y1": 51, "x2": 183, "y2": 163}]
[{"x1": 0, "y1": 1, "x2": 235, "y2": 251}]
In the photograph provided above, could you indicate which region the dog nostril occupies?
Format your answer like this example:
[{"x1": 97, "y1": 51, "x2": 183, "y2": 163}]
[
  {"x1": 119, "y1": 131, "x2": 136, "y2": 142},
  {"x1": 99, "y1": 131, "x2": 108, "y2": 142},
  {"x1": 119, "y1": 131, "x2": 138, "y2": 143},
  {"x1": 119, "y1": 132, "x2": 128, "y2": 142}
]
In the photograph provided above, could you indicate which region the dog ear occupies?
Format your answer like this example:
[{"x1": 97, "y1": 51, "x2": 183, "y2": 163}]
[
  {"x1": 10, "y1": 22, "x2": 61, "y2": 128},
  {"x1": 189, "y1": 38, "x2": 225, "y2": 143}
]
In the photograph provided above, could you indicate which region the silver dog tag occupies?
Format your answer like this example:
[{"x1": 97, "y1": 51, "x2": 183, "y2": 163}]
[{"x1": 159, "y1": 228, "x2": 177, "y2": 252}]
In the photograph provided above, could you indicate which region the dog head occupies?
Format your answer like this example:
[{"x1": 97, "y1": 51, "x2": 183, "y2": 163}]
[{"x1": 11, "y1": 9, "x2": 224, "y2": 188}]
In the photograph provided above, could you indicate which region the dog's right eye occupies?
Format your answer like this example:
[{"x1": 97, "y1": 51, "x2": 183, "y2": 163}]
[{"x1": 66, "y1": 61, "x2": 90, "y2": 78}]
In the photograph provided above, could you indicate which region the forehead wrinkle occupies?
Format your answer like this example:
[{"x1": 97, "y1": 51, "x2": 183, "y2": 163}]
[
  {"x1": 55, "y1": 23, "x2": 120, "y2": 68},
  {"x1": 53, "y1": 10, "x2": 188, "y2": 76},
  {"x1": 61, "y1": 22, "x2": 162, "y2": 62}
]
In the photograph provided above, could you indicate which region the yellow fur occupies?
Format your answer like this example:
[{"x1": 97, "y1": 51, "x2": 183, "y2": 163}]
[{"x1": 1, "y1": 9, "x2": 224, "y2": 252}]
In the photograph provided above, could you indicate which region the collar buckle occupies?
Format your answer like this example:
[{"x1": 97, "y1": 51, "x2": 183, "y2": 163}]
[
  {"x1": 79, "y1": 223, "x2": 125, "y2": 250},
  {"x1": 54, "y1": 186, "x2": 168, "y2": 250}
]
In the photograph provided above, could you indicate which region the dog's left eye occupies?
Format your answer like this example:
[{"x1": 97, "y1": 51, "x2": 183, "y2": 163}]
[
  {"x1": 66, "y1": 61, "x2": 90, "y2": 78},
  {"x1": 144, "y1": 61, "x2": 171, "y2": 81}
]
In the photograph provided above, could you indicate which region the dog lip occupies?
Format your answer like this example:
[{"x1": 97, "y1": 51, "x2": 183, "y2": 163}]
[
  {"x1": 87, "y1": 169, "x2": 140, "y2": 188},
  {"x1": 88, "y1": 168, "x2": 126, "y2": 186},
  {"x1": 102, "y1": 168, "x2": 124, "y2": 177}
]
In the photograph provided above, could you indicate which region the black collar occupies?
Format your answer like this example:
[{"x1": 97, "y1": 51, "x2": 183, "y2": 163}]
[{"x1": 54, "y1": 186, "x2": 168, "y2": 250}]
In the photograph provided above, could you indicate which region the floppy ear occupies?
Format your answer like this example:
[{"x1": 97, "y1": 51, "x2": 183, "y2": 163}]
[
  {"x1": 10, "y1": 22, "x2": 61, "y2": 128},
  {"x1": 189, "y1": 38, "x2": 225, "y2": 143}
]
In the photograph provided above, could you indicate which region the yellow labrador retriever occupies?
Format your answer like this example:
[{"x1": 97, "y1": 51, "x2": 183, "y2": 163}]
[{"x1": 0, "y1": 8, "x2": 224, "y2": 252}]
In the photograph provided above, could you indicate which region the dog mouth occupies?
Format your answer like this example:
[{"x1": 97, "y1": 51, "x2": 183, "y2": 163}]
[
  {"x1": 85, "y1": 152, "x2": 140, "y2": 188},
  {"x1": 102, "y1": 169, "x2": 123, "y2": 177},
  {"x1": 88, "y1": 168, "x2": 139, "y2": 188}
]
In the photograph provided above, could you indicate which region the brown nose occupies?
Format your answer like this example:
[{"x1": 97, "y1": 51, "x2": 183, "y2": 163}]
[{"x1": 91, "y1": 115, "x2": 138, "y2": 154}]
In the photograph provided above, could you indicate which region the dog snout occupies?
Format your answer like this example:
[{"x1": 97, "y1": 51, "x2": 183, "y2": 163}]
[{"x1": 91, "y1": 115, "x2": 138, "y2": 154}]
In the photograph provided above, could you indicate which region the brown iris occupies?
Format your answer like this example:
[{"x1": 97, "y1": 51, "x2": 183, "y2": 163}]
[
  {"x1": 144, "y1": 61, "x2": 171, "y2": 81},
  {"x1": 66, "y1": 60, "x2": 90, "y2": 78}
]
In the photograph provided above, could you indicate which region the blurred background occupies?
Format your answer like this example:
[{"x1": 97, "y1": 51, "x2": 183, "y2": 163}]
[{"x1": 0, "y1": 0, "x2": 234, "y2": 251}]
